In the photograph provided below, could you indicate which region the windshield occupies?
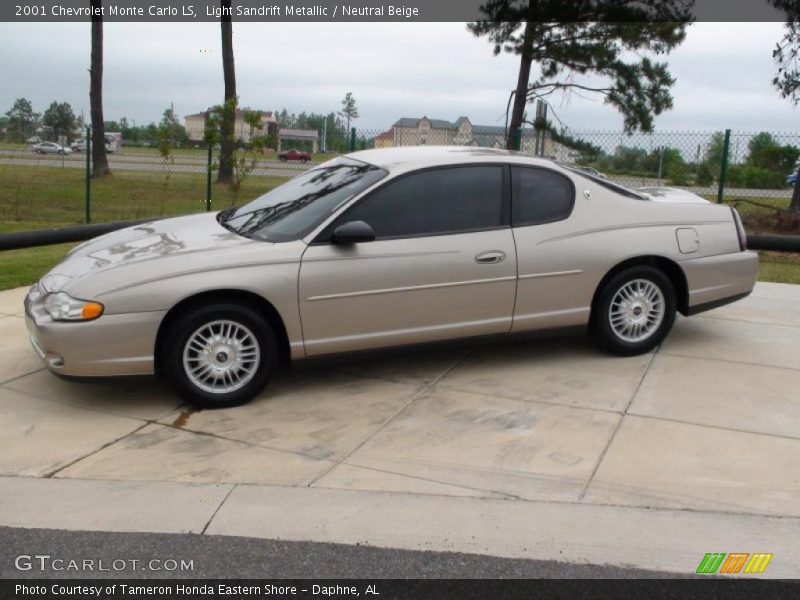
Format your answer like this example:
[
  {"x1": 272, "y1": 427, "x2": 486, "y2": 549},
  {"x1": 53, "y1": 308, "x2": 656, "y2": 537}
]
[
  {"x1": 219, "y1": 158, "x2": 387, "y2": 242},
  {"x1": 560, "y1": 163, "x2": 648, "y2": 200}
]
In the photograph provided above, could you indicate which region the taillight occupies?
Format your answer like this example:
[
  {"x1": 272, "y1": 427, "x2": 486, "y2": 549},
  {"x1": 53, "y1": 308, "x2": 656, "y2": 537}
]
[{"x1": 730, "y1": 207, "x2": 747, "y2": 251}]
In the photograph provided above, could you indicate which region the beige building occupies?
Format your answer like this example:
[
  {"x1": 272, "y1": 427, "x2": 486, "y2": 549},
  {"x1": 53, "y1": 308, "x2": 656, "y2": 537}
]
[
  {"x1": 184, "y1": 109, "x2": 277, "y2": 144},
  {"x1": 374, "y1": 130, "x2": 394, "y2": 149},
  {"x1": 390, "y1": 117, "x2": 456, "y2": 146},
  {"x1": 382, "y1": 115, "x2": 574, "y2": 160}
]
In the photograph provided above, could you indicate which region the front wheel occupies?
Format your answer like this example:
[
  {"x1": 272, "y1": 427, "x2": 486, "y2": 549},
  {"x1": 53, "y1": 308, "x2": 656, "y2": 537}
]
[
  {"x1": 591, "y1": 266, "x2": 676, "y2": 356},
  {"x1": 162, "y1": 302, "x2": 277, "y2": 408}
]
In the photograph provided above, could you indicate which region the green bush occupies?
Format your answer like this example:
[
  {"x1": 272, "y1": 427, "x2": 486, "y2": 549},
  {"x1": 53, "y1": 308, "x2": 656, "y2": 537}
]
[
  {"x1": 727, "y1": 165, "x2": 786, "y2": 190},
  {"x1": 665, "y1": 160, "x2": 691, "y2": 186},
  {"x1": 695, "y1": 163, "x2": 714, "y2": 186}
]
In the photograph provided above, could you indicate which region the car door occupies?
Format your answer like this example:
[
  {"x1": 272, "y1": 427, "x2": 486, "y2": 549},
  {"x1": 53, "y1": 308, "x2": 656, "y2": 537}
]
[
  {"x1": 509, "y1": 165, "x2": 592, "y2": 332},
  {"x1": 298, "y1": 164, "x2": 517, "y2": 356}
]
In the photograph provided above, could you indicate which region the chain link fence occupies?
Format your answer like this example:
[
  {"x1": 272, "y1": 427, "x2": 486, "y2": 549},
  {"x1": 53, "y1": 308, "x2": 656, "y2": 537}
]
[
  {"x1": 1, "y1": 125, "x2": 798, "y2": 229},
  {"x1": 0, "y1": 127, "x2": 319, "y2": 227},
  {"x1": 355, "y1": 126, "x2": 800, "y2": 207}
]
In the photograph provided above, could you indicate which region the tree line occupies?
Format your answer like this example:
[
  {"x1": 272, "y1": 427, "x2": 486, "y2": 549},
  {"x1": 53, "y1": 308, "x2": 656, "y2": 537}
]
[
  {"x1": 569, "y1": 131, "x2": 800, "y2": 190},
  {"x1": 3, "y1": 98, "x2": 83, "y2": 144},
  {"x1": 1, "y1": 98, "x2": 359, "y2": 153}
]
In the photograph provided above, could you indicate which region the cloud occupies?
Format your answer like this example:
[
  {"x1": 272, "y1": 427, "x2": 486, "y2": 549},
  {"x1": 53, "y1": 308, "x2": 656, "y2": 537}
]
[{"x1": 0, "y1": 21, "x2": 796, "y2": 132}]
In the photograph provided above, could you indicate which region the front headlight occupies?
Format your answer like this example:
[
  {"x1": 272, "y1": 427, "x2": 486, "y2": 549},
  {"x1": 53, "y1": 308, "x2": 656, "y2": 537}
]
[
  {"x1": 43, "y1": 292, "x2": 104, "y2": 321},
  {"x1": 27, "y1": 283, "x2": 44, "y2": 304}
]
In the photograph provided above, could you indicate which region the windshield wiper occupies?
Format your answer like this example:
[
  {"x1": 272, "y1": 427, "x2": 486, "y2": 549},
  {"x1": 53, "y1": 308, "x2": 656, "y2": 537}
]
[
  {"x1": 217, "y1": 206, "x2": 237, "y2": 222},
  {"x1": 216, "y1": 206, "x2": 241, "y2": 234}
]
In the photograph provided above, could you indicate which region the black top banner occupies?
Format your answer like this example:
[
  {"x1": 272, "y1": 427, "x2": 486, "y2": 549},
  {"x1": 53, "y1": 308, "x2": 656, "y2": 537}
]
[{"x1": 0, "y1": 0, "x2": 790, "y2": 22}]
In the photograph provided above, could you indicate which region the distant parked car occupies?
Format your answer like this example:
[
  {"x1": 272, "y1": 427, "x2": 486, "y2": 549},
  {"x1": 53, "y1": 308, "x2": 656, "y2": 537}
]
[
  {"x1": 70, "y1": 139, "x2": 117, "y2": 153},
  {"x1": 787, "y1": 172, "x2": 797, "y2": 186},
  {"x1": 32, "y1": 142, "x2": 71, "y2": 155},
  {"x1": 278, "y1": 149, "x2": 311, "y2": 163}
]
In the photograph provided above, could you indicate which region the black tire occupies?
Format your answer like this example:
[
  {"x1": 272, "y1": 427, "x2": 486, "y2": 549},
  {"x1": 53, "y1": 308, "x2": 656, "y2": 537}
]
[
  {"x1": 161, "y1": 301, "x2": 277, "y2": 408},
  {"x1": 591, "y1": 266, "x2": 676, "y2": 356}
]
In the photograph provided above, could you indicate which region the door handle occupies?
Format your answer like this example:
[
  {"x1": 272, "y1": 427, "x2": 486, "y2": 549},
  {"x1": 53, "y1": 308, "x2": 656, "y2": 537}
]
[{"x1": 475, "y1": 250, "x2": 506, "y2": 264}]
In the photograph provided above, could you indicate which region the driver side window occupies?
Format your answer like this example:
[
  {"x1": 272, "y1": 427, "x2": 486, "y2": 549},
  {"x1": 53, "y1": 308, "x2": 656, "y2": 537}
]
[{"x1": 333, "y1": 165, "x2": 506, "y2": 240}]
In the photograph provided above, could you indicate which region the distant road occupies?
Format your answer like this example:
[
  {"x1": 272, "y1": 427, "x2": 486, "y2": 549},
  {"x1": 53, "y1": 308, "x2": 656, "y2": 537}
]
[{"x1": 0, "y1": 151, "x2": 309, "y2": 178}]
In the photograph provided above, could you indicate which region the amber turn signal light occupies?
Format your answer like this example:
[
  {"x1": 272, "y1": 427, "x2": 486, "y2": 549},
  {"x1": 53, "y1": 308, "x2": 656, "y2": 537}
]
[{"x1": 81, "y1": 302, "x2": 104, "y2": 320}]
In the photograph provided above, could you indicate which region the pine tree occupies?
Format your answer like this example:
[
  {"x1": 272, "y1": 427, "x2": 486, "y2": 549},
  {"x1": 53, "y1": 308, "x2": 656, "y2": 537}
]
[{"x1": 468, "y1": 0, "x2": 692, "y2": 149}]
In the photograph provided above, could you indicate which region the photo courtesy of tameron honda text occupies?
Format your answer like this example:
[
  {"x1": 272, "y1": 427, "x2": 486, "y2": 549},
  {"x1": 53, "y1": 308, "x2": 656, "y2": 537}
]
[{"x1": 14, "y1": 583, "x2": 350, "y2": 596}]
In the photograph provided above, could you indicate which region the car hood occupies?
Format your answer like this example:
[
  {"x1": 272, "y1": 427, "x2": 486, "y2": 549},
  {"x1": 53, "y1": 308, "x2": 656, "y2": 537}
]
[{"x1": 40, "y1": 212, "x2": 270, "y2": 294}]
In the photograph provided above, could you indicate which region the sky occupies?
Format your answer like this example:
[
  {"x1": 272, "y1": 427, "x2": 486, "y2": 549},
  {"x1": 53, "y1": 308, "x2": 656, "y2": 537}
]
[{"x1": 0, "y1": 21, "x2": 797, "y2": 133}]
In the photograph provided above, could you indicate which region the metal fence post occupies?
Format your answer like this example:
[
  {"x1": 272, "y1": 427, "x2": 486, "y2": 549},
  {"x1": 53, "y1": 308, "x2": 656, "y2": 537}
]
[
  {"x1": 206, "y1": 143, "x2": 212, "y2": 212},
  {"x1": 716, "y1": 129, "x2": 731, "y2": 204},
  {"x1": 350, "y1": 128, "x2": 356, "y2": 152},
  {"x1": 85, "y1": 126, "x2": 91, "y2": 223},
  {"x1": 514, "y1": 128, "x2": 522, "y2": 152}
]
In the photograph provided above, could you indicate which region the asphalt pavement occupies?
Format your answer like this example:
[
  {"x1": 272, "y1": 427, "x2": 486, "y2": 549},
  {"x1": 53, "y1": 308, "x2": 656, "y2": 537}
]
[{"x1": 0, "y1": 526, "x2": 676, "y2": 579}]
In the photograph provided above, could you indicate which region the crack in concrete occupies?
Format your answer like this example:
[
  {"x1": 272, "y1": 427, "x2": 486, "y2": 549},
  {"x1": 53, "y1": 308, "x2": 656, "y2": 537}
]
[
  {"x1": 577, "y1": 347, "x2": 659, "y2": 502},
  {"x1": 201, "y1": 483, "x2": 237, "y2": 535},
  {"x1": 43, "y1": 421, "x2": 151, "y2": 479},
  {"x1": 660, "y1": 349, "x2": 800, "y2": 373},
  {"x1": 0, "y1": 367, "x2": 46, "y2": 387}
]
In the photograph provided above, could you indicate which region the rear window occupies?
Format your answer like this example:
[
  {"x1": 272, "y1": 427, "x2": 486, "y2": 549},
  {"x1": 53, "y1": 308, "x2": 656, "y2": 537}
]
[{"x1": 561, "y1": 164, "x2": 648, "y2": 200}]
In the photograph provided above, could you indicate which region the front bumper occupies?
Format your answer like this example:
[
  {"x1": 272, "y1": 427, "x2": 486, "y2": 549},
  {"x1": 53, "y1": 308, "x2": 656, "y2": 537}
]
[{"x1": 25, "y1": 301, "x2": 166, "y2": 377}]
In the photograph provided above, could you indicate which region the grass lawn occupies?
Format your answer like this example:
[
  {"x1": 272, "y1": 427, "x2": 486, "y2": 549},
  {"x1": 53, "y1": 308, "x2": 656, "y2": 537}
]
[
  {"x1": 0, "y1": 164, "x2": 287, "y2": 224},
  {"x1": 0, "y1": 222, "x2": 76, "y2": 291},
  {"x1": 758, "y1": 252, "x2": 800, "y2": 285}
]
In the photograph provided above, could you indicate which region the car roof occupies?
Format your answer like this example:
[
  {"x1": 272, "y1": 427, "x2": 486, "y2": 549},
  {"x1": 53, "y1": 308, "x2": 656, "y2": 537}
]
[{"x1": 347, "y1": 145, "x2": 559, "y2": 174}]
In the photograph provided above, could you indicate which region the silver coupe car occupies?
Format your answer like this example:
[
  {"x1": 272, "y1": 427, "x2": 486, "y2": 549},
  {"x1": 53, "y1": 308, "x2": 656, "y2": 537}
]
[{"x1": 25, "y1": 147, "x2": 758, "y2": 407}]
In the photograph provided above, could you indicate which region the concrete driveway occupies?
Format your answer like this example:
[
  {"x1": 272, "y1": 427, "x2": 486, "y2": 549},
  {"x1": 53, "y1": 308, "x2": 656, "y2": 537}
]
[{"x1": 1, "y1": 282, "x2": 799, "y2": 576}]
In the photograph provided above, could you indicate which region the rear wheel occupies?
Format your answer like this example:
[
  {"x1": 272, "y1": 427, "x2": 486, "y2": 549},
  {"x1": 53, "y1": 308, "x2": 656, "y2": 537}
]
[
  {"x1": 591, "y1": 266, "x2": 676, "y2": 356},
  {"x1": 162, "y1": 302, "x2": 277, "y2": 408}
]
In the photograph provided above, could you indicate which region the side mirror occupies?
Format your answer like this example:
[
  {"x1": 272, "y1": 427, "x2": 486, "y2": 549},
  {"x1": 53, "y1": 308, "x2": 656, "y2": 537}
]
[{"x1": 332, "y1": 220, "x2": 376, "y2": 244}]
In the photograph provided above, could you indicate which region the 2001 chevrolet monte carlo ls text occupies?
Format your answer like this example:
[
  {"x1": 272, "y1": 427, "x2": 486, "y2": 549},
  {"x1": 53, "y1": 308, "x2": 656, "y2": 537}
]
[{"x1": 24, "y1": 147, "x2": 758, "y2": 407}]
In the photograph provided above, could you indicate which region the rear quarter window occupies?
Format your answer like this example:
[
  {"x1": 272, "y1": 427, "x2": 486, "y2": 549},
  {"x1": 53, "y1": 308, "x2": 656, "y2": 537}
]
[{"x1": 511, "y1": 166, "x2": 575, "y2": 227}]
